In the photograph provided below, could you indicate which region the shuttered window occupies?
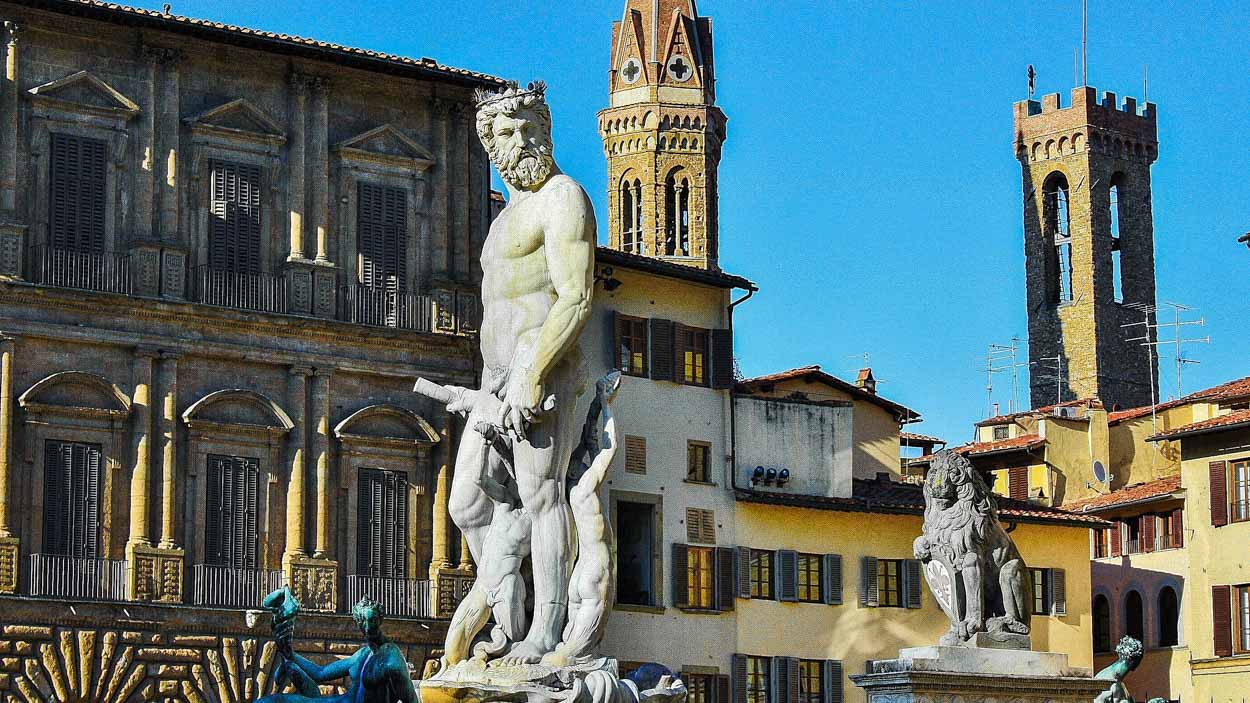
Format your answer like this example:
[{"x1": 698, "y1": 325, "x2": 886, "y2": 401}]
[
  {"x1": 679, "y1": 325, "x2": 710, "y2": 387},
  {"x1": 771, "y1": 657, "x2": 799, "y2": 703},
  {"x1": 1237, "y1": 584, "x2": 1250, "y2": 654},
  {"x1": 744, "y1": 655, "x2": 771, "y2": 703},
  {"x1": 686, "y1": 507, "x2": 716, "y2": 544},
  {"x1": 1008, "y1": 467, "x2": 1028, "y2": 501},
  {"x1": 649, "y1": 319, "x2": 676, "y2": 382},
  {"x1": 614, "y1": 314, "x2": 649, "y2": 377},
  {"x1": 748, "y1": 549, "x2": 774, "y2": 599},
  {"x1": 822, "y1": 554, "x2": 843, "y2": 605},
  {"x1": 1234, "y1": 461, "x2": 1250, "y2": 523},
  {"x1": 673, "y1": 543, "x2": 735, "y2": 611},
  {"x1": 687, "y1": 440, "x2": 711, "y2": 483},
  {"x1": 357, "y1": 468, "x2": 409, "y2": 578},
  {"x1": 205, "y1": 454, "x2": 260, "y2": 569},
  {"x1": 624, "y1": 435, "x2": 647, "y2": 475},
  {"x1": 42, "y1": 440, "x2": 102, "y2": 558},
  {"x1": 357, "y1": 181, "x2": 408, "y2": 291},
  {"x1": 800, "y1": 661, "x2": 841, "y2": 703},
  {"x1": 208, "y1": 159, "x2": 263, "y2": 274},
  {"x1": 797, "y1": 553, "x2": 822, "y2": 603},
  {"x1": 1031, "y1": 567, "x2": 1068, "y2": 616},
  {"x1": 687, "y1": 545, "x2": 715, "y2": 608},
  {"x1": 862, "y1": 557, "x2": 922, "y2": 608},
  {"x1": 1213, "y1": 585, "x2": 1233, "y2": 658},
  {"x1": 777, "y1": 549, "x2": 799, "y2": 602},
  {"x1": 1210, "y1": 460, "x2": 1229, "y2": 527},
  {"x1": 710, "y1": 328, "x2": 734, "y2": 389},
  {"x1": 49, "y1": 133, "x2": 107, "y2": 254},
  {"x1": 686, "y1": 673, "x2": 715, "y2": 703}
]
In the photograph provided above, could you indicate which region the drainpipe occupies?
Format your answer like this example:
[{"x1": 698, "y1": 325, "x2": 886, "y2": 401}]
[{"x1": 727, "y1": 285, "x2": 757, "y2": 493}]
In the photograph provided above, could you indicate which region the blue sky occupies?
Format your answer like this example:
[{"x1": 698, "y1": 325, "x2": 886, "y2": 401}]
[{"x1": 146, "y1": 1, "x2": 1249, "y2": 444}]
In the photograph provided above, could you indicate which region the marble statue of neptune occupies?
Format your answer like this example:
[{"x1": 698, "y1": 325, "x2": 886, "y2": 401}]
[{"x1": 437, "y1": 80, "x2": 596, "y2": 666}]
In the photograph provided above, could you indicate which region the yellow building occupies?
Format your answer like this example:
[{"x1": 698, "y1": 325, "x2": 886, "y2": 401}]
[{"x1": 729, "y1": 368, "x2": 1101, "y2": 703}]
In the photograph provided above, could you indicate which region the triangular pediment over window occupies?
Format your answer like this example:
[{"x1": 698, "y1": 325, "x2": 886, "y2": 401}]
[
  {"x1": 28, "y1": 71, "x2": 140, "y2": 118},
  {"x1": 335, "y1": 124, "x2": 434, "y2": 172},
  {"x1": 184, "y1": 98, "x2": 286, "y2": 143}
]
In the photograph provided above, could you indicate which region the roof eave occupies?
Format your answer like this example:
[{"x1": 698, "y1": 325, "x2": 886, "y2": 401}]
[
  {"x1": 1075, "y1": 489, "x2": 1185, "y2": 514},
  {"x1": 1148, "y1": 419, "x2": 1250, "y2": 442}
]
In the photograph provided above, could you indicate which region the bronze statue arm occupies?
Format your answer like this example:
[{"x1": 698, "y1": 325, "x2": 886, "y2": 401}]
[{"x1": 292, "y1": 649, "x2": 359, "y2": 683}]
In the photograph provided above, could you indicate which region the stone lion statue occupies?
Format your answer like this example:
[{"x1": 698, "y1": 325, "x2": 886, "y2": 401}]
[{"x1": 912, "y1": 450, "x2": 1031, "y2": 646}]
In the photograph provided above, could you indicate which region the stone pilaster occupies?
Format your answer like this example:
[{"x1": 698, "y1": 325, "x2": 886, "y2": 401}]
[
  {"x1": 127, "y1": 347, "x2": 157, "y2": 548},
  {"x1": 311, "y1": 369, "x2": 332, "y2": 559},
  {"x1": 287, "y1": 73, "x2": 308, "y2": 261},
  {"x1": 156, "y1": 352, "x2": 180, "y2": 549},
  {"x1": 310, "y1": 77, "x2": 330, "y2": 263},
  {"x1": 0, "y1": 23, "x2": 25, "y2": 281},
  {"x1": 283, "y1": 366, "x2": 311, "y2": 561},
  {"x1": 430, "y1": 97, "x2": 451, "y2": 278},
  {"x1": 0, "y1": 334, "x2": 17, "y2": 594},
  {"x1": 155, "y1": 49, "x2": 182, "y2": 243},
  {"x1": 428, "y1": 412, "x2": 453, "y2": 579},
  {"x1": 135, "y1": 47, "x2": 161, "y2": 243}
]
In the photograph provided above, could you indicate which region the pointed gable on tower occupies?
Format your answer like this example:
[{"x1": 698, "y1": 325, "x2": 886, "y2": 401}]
[{"x1": 608, "y1": 0, "x2": 715, "y2": 108}]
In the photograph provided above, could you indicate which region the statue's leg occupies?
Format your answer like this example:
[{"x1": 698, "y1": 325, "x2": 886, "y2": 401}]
[
  {"x1": 495, "y1": 573, "x2": 529, "y2": 643},
  {"x1": 448, "y1": 412, "x2": 497, "y2": 563},
  {"x1": 998, "y1": 559, "x2": 1031, "y2": 632},
  {"x1": 507, "y1": 381, "x2": 580, "y2": 662},
  {"x1": 960, "y1": 557, "x2": 985, "y2": 637},
  {"x1": 442, "y1": 586, "x2": 492, "y2": 668}
]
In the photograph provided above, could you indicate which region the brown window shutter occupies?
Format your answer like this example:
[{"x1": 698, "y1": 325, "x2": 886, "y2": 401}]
[
  {"x1": 1213, "y1": 585, "x2": 1233, "y2": 657},
  {"x1": 1141, "y1": 514, "x2": 1156, "y2": 553},
  {"x1": 649, "y1": 319, "x2": 676, "y2": 381},
  {"x1": 716, "y1": 546, "x2": 736, "y2": 611},
  {"x1": 671, "y1": 543, "x2": 690, "y2": 608},
  {"x1": 735, "y1": 546, "x2": 752, "y2": 599},
  {"x1": 624, "y1": 435, "x2": 647, "y2": 474},
  {"x1": 710, "y1": 328, "x2": 734, "y2": 389},
  {"x1": 1210, "y1": 461, "x2": 1229, "y2": 527},
  {"x1": 1049, "y1": 568, "x2": 1067, "y2": 616},
  {"x1": 1111, "y1": 522, "x2": 1124, "y2": 557},
  {"x1": 859, "y1": 556, "x2": 879, "y2": 606},
  {"x1": 1008, "y1": 467, "x2": 1028, "y2": 501},
  {"x1": 1171, "y1": 509, "x2": 1184, "y2": 548},
  {"x1": 731, "y1": 654, "x2": 748, "y2": 703},
  {"x1": 777, "y1": 549, "x2": 798, "y2": 602},
  {"x1": 904, "y1": 559, "x2": 923, "y2": 609}
]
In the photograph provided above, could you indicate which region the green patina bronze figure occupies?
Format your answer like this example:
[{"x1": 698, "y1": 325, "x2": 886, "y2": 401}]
[
  {"x1": 1093, "y1": 636, "x2": 1167, "y2": 703},
  {"x1": 256, "y1": 593, "x2": 416, "y2": 703}
]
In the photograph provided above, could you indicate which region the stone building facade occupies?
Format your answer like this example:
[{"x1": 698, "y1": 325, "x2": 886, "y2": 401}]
[
  {"x1": 599, "y1": 0, "x2": 724, "y2": 271},
  {"x1": 1014, "y1": 86, "x2": 1159, "y2": 410},
  {"x1": 0, "y1": 1, "x2": 500, "y2": 699}
]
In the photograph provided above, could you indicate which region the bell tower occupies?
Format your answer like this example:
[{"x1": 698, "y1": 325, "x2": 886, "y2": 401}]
[
  {"x1": 1014, "y1": 87, "x2": 1160, "y2": 410},
  {"x1": 599, "y1": 0, "x2": 726, "y2": 271}
]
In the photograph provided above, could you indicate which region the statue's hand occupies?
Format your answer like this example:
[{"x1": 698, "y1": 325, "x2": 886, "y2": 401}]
[
  {"x1": 444, "y1": 385, "x2": 477, "y2": 416},
  {"x1": 500, "y1": 367, "x2": 544, "y2": 438}
]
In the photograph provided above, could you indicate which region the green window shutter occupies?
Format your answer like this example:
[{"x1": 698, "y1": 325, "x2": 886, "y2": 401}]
[
  {"x1": 716, "y1": 674, "x2": 731, "y2": 703},
  {"x1": 770, "y1": 657, "x2": 787, "y2": 703},
  {"x1": 649, "y1": 319, "x2": 676, "y2": 382},
  {"x1": 607, "y1": 310, "x2": 619, "y2": 370},
  {"x1": 710, "y1": 328, "x2": 734, "y2": 389},
  {"x1": 822, "y1": 554, "x2": 843, "y2": 605},
  {"x1": 48, "y1": 133, "x2": 107, "y2": 254},
  {"x1": 394, "y1": 471, "x2": 409, "y2": 579},
  {"x1": 671, "y1": 542, "x2": 690, "y2": 608},
  {"x1": 716, "y1": 546, "x2": 736, "y2": 611},
  {"x1": 731, "y1": 654, "x2": 748, "y2": 703},
  {"x1": 904, "y1": 559, "x2": 923, "y2": 609},
  {"x1": 777, "y1": 549, "x2": 798, "y2": 602},
  {"x1": 1049, "y1": 568, "x2": 1067, "y2": 616},
  {"x1": 736, "y1": 546, "x2": 752, "y2": 599},
  {"x1": 859, "y1": 556, "x2": 879, "y2": 607},
  {"x1": 357, "y1": 470, "x2": 376, "y2": 576},
  {"x1": 42, "y1": 441, "x2": 69, "y2": 556},
  {"x1": 208, "y1": 160, "x2": 263, "y2": 274},
  {"x1": 823, "y1": 661, "x2": 843, "y2": 703}
]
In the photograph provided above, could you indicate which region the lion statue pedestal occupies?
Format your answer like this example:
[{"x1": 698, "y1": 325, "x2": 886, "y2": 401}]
[{"x1": 851, "y1": 450, "x2": 1107, "y2": 703}]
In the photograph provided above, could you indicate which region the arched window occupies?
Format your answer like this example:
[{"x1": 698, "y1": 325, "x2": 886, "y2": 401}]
[
  {"x1": 664, "y1": 170, "x2": 690, "y2": 256},
  {"x1": 1158, "y1": 586, "x2": 1179, "y2": 647},
  {"x1": 1094, "y1": 594, "x2": 1112, "y2": 652},
  {"x1": 1125, "y1": 590, "x2": 1145, "y2": 642},
  {"x1": 620, "y1": 177, "x2": 644, "y2": 254},
  {"x1": 1110, "y1": 176, "x2": 1125, "y2": 303},
  {"x1": 1043, "y1": 173, "x2": 1073, "y2": 303}
]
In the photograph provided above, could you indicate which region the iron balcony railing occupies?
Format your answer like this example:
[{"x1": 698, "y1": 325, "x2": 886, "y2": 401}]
[
  {"x1": 1233, "y1": 500, "x2": 1250, "y2": 523},
  {"x1": 1123, "y1": 538, "x2": 1141, "y2": 554},
  {"x1": 32, "y1": 245, "x2": 132, "y2": 294},
  {"x1": 191, "y1": 564, "x2": 284, "y2": 608},
  {"x1": 339, "y1": 284, "x2": 433, "y2": 332},
  {"x1": 28, "y1": 553, "x2": 127, "y2": 601},
  {"x1": 193, "y1": 266, "x2": 288, "y2": 314},
  {"x1": 345, "y1": 575, "x2": 432, "y2": 618}
]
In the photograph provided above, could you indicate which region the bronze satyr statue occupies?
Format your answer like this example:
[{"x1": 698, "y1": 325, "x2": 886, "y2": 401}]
[
  {"x1": 256, "y1": 595, "x2": 416, "y2": 703},
  {"x1": 1093, "y1": 637, "x2": 1167, "y2": 703},
  {"x1": 913, "y1": 450, "x2": 1031, "y2": 646}
]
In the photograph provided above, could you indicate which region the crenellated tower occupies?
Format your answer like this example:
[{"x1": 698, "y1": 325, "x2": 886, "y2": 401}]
[
  {"x1": 1014, "y1": 86, "x2": 1160, "y2": 410},
  {"x1": 599, "y1": 0, "x2": 726, "y2": 271}
]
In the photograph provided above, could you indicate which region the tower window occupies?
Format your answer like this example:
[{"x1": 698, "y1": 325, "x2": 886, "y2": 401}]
[
  {"x1": 665, "y1": 170, "x2": 691, "y2": 256},
  {"x1": 1043, "y1": 174, "x2": 1073, "y2": 304},
  {"x1": 621, "y1": 177, "x2": 644, "y2": 254},
  {"x1": 1110, "y1": 178, "x2": 1125, "y2": 303}
]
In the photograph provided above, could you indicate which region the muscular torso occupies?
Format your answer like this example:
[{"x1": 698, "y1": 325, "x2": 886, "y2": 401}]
[
  {"x1": 346, "y1": 644, "x2": 410, "y2": 703},
  {"x1": 480, "y1": 177, "x2": 580, "y2": 370}
]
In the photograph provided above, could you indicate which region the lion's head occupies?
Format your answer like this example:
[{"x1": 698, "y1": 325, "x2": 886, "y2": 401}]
[
  {"x1": 921, "y1": 450, "x2": 1002, "y2": 557},
  {"x1": 924, "y1": 450, "x2": 995, "y2": 510}
]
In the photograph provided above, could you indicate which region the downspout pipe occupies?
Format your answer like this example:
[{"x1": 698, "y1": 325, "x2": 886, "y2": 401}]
[{"x1": 727, "y1": 284, "x2": 757, "y2": 493}]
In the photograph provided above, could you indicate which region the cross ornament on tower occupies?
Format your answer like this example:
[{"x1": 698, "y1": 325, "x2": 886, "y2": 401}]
[
  {"x1": 621, "y1": 59, "x2": 641, "y2": 83},
  {"x1": 668, "y1": 56, "x2": 690, "y2": 81}
]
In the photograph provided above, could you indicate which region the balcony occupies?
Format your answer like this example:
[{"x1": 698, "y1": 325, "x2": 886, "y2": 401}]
[
  {"x1": 193, "y1": 266, "x2": 288, "y2": 314},
  {"x1": 28, "y1": 553, "x2": 127, "y2": 601},
  {"x1": 191, "y1": 564, "x2": 284, "y2": 608},
  {"x1": 345, "y1": 575, "x2": 432, "y2": 618},
  {"x1": 32, "y1": 245, "x2": 132, "y2": 294},
  {"x1": 340, "y1": 284, "x2": 433, "y2": 332}
]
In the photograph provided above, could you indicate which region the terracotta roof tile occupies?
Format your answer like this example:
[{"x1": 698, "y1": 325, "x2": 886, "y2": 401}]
[
  {"x1": 1147, "y1": 409, "x2": 1250, "y2": 442},
  {"x1": 1108, "y1": 376, "x2": 1250, "y2": 425},
  {"x1": 1064, "y1": 476, "x2": 1183, "y2": 512},
  {"x1": 735, "y1": 477, "x2": 1107, "y2": 527},
  {"x1": 976, "y1": 399, "x2": 1097, "y2": 427},
  {"x1": 30, "y1": 0, "x2": 506, "y2": 86},
  {"x1": 596, "y1": 247, "x2": 755, "y2": 290},
  {"x1": 914, "y1": 434, "x2": 1046, "y2": 463},
  {"x1": 900, "y1": 431, "x2": 944, "y2": 444},
  {"x1": 736, "y1": 365, "x2": 921, "y2": 423}
]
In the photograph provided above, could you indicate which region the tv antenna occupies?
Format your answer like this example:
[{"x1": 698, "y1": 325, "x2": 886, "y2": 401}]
[
  {"x1": 1123, "y1": 301, "x2": 1209, "y2": 401},
  {"x1": 984, "y1": 337, "x2": 1027, "y2": 417},
  {"x1": 1031, "y1": 355, "x2": 1066, "y2": 407}
]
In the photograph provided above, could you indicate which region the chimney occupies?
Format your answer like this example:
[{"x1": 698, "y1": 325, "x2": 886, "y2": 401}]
[{"x1": 855, "y1": 368, "x2": 877, "y2": 394}]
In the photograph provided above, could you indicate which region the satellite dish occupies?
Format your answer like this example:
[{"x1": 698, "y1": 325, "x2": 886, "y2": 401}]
[{"x1": 1092, "y1": 460, "x2": 1108, "y2": 484}]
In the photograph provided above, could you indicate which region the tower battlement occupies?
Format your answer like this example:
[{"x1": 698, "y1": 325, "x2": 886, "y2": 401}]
[{"x1": 1014, "y1": 87, "x2": 1157, "y2": 164}]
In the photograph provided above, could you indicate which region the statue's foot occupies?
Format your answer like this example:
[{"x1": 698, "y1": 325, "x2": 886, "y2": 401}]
[
  {"x1": 539, "y1": 648, "x2": 571, "y2": 668},
  {"x1": 500, "y1": 640, "x2": 546, "y2": 665}
]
